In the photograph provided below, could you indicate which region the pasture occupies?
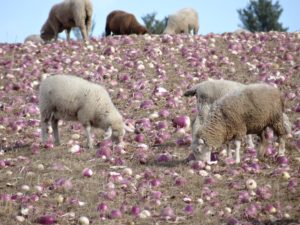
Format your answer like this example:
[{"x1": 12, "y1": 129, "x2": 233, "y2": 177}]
[{"x1": 0, "y1": 32, "x2": 299, "y2": 224}]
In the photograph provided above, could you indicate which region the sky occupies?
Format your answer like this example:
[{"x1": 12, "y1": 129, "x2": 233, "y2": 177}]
[{"x1": 0, "y1": 0, "x2": 299, "y2": 43}]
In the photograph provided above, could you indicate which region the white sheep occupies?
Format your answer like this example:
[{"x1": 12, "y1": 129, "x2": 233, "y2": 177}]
[
  {"x1": 191, "y1": 83, "x2": 287, "y2": 163},
  {"x1": 40, "y1": 0, "x2": 93, "y2": 42},
  {"x1": 163, "y1": 8, "x2": 199, "y2": 35},
  {"x1": 24, "y1": 34, "x2": 44, "y2": 44},
  {"x1": 184, "y1": 79, "x2": 246, "y2": 120},
  {"x1": 39, "y1": 74, "x2": 127, "y2": 149}
]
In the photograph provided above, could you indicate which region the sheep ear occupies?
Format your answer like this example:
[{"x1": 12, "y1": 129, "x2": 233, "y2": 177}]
[
  {"x1": 124, "y1": 124, "x2": 134, "y2": 133},
  {"x1": 184, "y1": 88, "x2": 197, "y2": 97},
  {"x1": 198, "y1": 138, "x2": 204, "y2": 144}
]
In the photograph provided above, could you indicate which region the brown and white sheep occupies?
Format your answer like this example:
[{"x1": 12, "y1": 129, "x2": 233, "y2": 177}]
[
  {"x1": 191, "y1": 83, "x2": 287, "y2": 163},
  {"x1": 105, "y1": 10, "x2": 148, "y2": 36},
  {"x1": 40, "y1": 0, "x2": 93, "y2": 42}
]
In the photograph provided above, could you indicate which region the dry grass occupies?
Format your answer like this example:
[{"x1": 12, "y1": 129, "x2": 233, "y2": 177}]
[{"x1": 0, "y1": 33, "x2": 300, "y2": 225}]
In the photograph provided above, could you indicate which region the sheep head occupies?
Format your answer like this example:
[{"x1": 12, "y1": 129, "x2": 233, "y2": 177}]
[
  {"x1": 40, "y1": 21, "x2": 55, "y2": 41},
  {"x1": 137, "y1": 26, "x2": 149, "y2": 35},
  {"x1": 110, "y1": 123, "x2": 125, "y2": 144},
  {"x1": 191, "y1": 131, "x2": 211, "y2": 162}
]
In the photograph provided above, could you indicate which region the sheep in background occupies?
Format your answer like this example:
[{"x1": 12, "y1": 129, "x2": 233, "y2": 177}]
[
  {"x1": 163, "y1": 8, "x2": 199, "y2": 35},
  {"x1": 24, "y1": 34, "x2": 44, "y2": 44},
  {"x1": 40, "y1": 0, "x2": 93, "y2": 42},
  {"x1": 191, "y1": 83, "x2": 287, "y2": 163},
  {"x1": 39, "y1": 74, "x2": 129, "y2": 149},
  {"x1": 105, "y1": 10, "x2": 148, "y2": 36}
]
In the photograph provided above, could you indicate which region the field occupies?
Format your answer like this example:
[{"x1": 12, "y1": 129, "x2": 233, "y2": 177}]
[{"x1": 0, "y1": 32, "x2": 300, "y2": 225}]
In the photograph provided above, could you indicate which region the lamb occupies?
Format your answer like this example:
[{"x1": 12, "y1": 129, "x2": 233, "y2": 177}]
[
  {"x1": 39, "y1": 74, "x2": 128, "y2": 149},
  {"x1": 105, "y1": 10, "x2": 148, "y2": 36},
  {"x1": 40, "y1": 0, "x2": 93, "y2": 42},
  {"x1": 191, "y1": 83, "x2": 287, "y2": 163},
  {"x1": 24, "y1": 34, "x2": 44, "y2": 44},
  {"x1": 163, "y1": 8, "x2": 199, "y2": 35}
]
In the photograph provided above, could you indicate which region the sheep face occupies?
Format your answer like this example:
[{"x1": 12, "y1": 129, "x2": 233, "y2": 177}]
[
  {"x1": 111, "y1": 124, "x2": 126, "y2": 144},
  {"x1": 191, "y1": 135, "x2": 211, "y2": 162},
  {"x1": 41, "y1": 23, "x2": 55, "y2": 41},
  {"x1": 137, "y1": 26, "x2": 149, "y2": 35}
]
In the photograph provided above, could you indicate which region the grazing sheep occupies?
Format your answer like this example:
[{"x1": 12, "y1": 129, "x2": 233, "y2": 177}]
[
  {"x1": 163, "y1": 8, "x2": 199, "y2": 34},
  {"x1": 24, "y1": 34, "x2": 44, "y2": 44},
  {"x1": 184, "y1": 79, "x2": 245, "y2": 120},
  {"x1": 185, "y1": 79, "x2": 255, "y2": 156},
  {"x1": 105, "y1": 10, "x2": 148, "y2": 36},
  {"x1": 39, "y1": 74, "x2": 127, "y2": 149},
  {"x1": 185, "y1": 79, "x2": 291, "y2": 133},
  {"x1": 191, "y1": 83, "x2": 287, "y2": 163},
  {"x1": 40, "y1": 0, "x2": 93, "y2": 42}
]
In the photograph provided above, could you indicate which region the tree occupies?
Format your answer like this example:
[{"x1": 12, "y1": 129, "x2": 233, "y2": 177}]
[
  {"x1": 141, "y1": 12, "x2": 168, "y2": 34},
  {"x1": 237, "y1": 0, "x2": 288, "y2": 32},
  {"x1": 72, "y1": 19, "x2": 96, "y2": 40}
]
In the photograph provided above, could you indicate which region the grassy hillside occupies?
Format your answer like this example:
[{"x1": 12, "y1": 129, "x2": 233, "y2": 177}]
[{"x1": 0, "y1": 32, "x2": 299, "y2": 225}]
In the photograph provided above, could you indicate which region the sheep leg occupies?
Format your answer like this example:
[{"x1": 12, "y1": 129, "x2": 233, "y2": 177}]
[
  {"x1": 54, "y1": 33, "x2": 59, "y2": 41},
  {"x1": 194, "y1": 24, "x2": 199, "y2": 35},
  {"x1": 258, "y1": 131, "x2": 267, "y2": 158},
  {"x1": 65, "y1": 29, "x2": 71, "y2": 41},
  {"x1": 51, "y1": 118, "x2": 60, "y2": 146},
  {"x1": 77, "y1": 109, "x2": 93, "y2": 149},
  {"x1": 105, "y1": 23, "x2": 111, "y2": 36},
  {"x1": 246, "y1": 135, "x2": 255, "y2": 148},
  {"x1": 226, "y1": 143, "x2": 232, "y2": 158},
  {"x1": 234, "y1": 140, "x2": 241, "y2": 163},
  {"x1": 278, "y1": 137, "x2": 285, "y2": 156},
  {"x1": 79, "y1": 26, "x2": 88, "y2": 41},
  {"x1": 41, "y1": 119, "x2": 49, "y2": 144},
  {"x1": 85, "y1": 14, "x2": 93, "y2": 36},
  {"x1": 272, "y1": 119, "x2": 286, "y2": 156},
  {"x1": 85, "y1": 124, "x2": 93, "y2": 150}
]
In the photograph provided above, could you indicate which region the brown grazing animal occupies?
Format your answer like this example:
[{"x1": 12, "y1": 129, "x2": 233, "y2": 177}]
[{"x1": 105, "y1": 10, "x2": 148, "y2": 36}]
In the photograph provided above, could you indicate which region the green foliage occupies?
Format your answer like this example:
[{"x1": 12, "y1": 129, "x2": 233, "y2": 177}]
[
  {"x1": 141, "y1": 12, "x2": 168, "y2": 34},
  {"x1": 72, "y1": 19, "x2": 96, "y2": 40},
  {"x1": 237, "y1": 0, "x2": 288, "y2": 32}
]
